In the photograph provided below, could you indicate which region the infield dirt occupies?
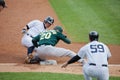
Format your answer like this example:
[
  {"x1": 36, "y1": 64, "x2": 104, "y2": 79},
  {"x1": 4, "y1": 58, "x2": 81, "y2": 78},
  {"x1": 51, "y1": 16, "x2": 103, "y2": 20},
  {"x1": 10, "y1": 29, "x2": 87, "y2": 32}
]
[{"x1": 0, "y1": 0, "x2": 120, "y2": 76}]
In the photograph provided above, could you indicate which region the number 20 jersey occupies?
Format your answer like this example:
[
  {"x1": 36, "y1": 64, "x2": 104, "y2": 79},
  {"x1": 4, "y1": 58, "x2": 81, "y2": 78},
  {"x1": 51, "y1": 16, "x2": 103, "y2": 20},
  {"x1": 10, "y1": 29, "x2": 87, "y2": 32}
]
[{"x1": 33, "y1": 30, "x2": 71, "y2": 46}]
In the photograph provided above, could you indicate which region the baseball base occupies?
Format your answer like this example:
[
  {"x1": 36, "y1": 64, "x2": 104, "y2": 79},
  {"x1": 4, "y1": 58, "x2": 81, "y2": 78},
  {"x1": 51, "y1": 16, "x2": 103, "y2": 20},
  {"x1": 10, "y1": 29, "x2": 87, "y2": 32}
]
[{"x1": 40, "y1": 60, "x2": 57, "y2": 65}]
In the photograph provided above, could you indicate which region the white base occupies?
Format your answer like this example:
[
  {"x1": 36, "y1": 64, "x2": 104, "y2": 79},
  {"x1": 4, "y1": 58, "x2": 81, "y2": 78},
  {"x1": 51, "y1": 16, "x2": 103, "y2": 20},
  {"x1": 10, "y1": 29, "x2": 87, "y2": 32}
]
[{"x1": 40, "y1": 60, "x2": 57, "y2": 65}]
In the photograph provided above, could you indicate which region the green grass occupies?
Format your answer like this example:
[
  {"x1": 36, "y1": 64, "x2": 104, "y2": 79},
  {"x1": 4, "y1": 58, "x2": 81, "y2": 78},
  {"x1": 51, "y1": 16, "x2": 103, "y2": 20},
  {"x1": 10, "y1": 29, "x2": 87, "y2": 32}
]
[
  {"x1": 0, "y1": 72, "x2": 82, "y2": 80},
  {"x1": 49, "y1": 0, "x2": 120, "y2": 45},
  {"x1": 0, "y1": 72, "x2": 120, "y2": 80}
]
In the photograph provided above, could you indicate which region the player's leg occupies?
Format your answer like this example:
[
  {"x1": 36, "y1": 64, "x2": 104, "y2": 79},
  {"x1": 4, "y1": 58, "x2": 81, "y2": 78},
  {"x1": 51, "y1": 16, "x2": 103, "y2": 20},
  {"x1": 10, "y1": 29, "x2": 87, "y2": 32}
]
[
  {"x1": 35, "y1": 45, "x2": 51, "y2": 59},
  {"x1": 21, "y1": 35, "x2": 35, "y2": 55},
  {"x1": 21, "y1": 35, "x2": 33, "y2": 47},
  {"x1": 48, "y1": 46, "x2": 77, "y2": 57},
  {"x1": 37, "y1": 45, "x2": 84, "y2": 63},
  {"x1": 83, "y1": 64, "x2": 92, "y2": 80},
  {"x1": 22, "y1": 35, "x2": 37, "y2": 63},
  {"x1": 34, "y1": 45, "x2": 76, "y2": 58},
  {"x1": 29, "y1": 46, "x2": 48, "y2": 62},
  {"x1": 98, "y1": 67, "x2": 109, "y2": 80},
  {"x1": 51, "y1": 46, "x2": 84, "y2": 63},
  {"x1": 34, "y1": 46, "x2": 58, "y2": 65},
  {"x1": 83, "y1": 73, "x2": 92, "y2": 80},
  {"x1": 27, "y1": 46, "x2": 35, "y2": 55}
]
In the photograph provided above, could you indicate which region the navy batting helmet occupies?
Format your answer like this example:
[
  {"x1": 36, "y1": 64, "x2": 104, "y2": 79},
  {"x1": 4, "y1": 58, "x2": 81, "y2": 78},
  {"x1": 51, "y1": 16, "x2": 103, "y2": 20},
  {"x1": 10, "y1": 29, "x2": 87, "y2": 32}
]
[
  {"x1": 44, "y1": 16, "x2": 54, "y2": 25},
  {"x1": 53, "y1": 26, "x2": 63, "y2": 33},
  {"x1": 89, "y1": 31, "x2": 99, "y2": 41}
]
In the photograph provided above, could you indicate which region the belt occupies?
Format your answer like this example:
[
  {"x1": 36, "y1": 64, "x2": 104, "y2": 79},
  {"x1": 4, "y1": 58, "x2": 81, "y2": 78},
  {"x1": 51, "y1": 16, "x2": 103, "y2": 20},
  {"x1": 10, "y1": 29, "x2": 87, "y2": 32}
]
[
  {"x1": 89, "y1": 63, "x2": 107, "y2": 67},
  {"x1": 26, "y1": 33, "x2": 33, "y2": 38},
  {"x1": 40, "y1": 44, "x2": 52, "y2": 46}
]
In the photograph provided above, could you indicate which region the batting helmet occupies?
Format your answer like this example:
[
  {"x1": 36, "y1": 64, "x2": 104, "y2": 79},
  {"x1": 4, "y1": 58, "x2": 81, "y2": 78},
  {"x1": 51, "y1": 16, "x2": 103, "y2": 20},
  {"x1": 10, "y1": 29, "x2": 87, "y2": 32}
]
[
  {"x1": 53, "y1": 26, "x2": 63, "y2": 33},
  {"x1": 89, "y1": 31, "x2": 99, "y2": 41},
  {"x1": 44, "y1": 16, "x2": 54, "y2": 25},
  {"x1": 0, "y1": 0, "x2": 7, "y2": 8}
]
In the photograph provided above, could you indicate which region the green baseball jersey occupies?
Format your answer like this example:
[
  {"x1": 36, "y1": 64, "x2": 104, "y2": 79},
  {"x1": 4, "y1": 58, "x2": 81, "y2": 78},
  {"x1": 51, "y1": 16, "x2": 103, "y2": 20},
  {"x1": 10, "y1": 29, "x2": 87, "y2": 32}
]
[{"x1": 32, "y1": 30, "x2": 71, "y2": 47}]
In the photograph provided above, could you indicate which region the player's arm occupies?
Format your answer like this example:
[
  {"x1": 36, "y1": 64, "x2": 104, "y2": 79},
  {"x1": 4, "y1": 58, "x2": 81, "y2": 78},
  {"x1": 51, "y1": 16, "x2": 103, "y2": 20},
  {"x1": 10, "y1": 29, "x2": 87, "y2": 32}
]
[
  {"x1": 63, "y1": 37, "x2": 71, "y2": 44},
  {"x1": 22, "y1": 20, "x2": 35, "y2": 32},
  {"x1": 21, "y1": 25, "x2": 28, "y2": 34},
  {"x1": 27, "y1": 20, "x2": 39, "y2": 29},
  {"x1": 32, "y1": 35, "x2": 41, "y2": 47},
  {"x1": 102, "y1": 45, "x2": 112, "y2": 61},
  {"x1": 58, "y1": 32, "x2": 71, "y2": 44},
  {"x1": 61, "y1": 55, "x2": 81, "y2": 68},
  {"x1": 23, "y1": 20, "x2": 40, "y2": 32},
  {"x1": 22, "y1": 25, "x2": 29, "y2": 30},
  {"x1": 21, "y1": 23, "x2": 31, "y2": 34}
]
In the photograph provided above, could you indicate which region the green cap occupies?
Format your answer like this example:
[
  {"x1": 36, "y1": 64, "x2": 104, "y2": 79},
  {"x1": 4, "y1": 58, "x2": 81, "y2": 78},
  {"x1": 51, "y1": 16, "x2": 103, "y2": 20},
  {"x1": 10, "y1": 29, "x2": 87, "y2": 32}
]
[{"x1": 53, "y1": 26, "x2": 63, "y2": 33}]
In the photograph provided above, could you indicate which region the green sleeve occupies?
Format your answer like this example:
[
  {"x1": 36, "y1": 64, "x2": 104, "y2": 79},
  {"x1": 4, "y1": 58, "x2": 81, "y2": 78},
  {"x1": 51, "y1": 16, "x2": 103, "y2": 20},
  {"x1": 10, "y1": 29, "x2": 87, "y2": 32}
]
[{"x1": 57, "y1": 32, "x2": 71, "y2": 44}]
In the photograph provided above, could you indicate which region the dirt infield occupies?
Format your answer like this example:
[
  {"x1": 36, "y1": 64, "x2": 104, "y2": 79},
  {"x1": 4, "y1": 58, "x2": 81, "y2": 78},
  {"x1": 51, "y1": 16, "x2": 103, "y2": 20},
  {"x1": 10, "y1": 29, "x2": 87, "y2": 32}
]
[
  {"x1": 0, "y1": 0, "x2": 120, "y2": 76},
  {"x1": 0, "y1": 63, "x2": 120, "y2": 77}
]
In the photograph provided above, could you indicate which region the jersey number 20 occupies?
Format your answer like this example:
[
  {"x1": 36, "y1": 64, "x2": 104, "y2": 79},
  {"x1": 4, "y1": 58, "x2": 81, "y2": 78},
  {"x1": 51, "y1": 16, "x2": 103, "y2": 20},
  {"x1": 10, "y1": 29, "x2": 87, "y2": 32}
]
[
  {"x1": 40, "y1": 32, "x2": 51, "y2": 40},
  {"x1": 90, "y1": 44, "x2": 104, "y2": 53}
]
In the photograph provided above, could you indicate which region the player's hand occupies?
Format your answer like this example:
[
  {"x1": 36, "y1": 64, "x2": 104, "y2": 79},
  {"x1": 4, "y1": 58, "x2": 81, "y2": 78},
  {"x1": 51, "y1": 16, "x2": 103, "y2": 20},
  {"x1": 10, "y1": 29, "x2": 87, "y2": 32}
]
[
  {"x1": 21, "y1": 29, "x2": 27, "y2": 34},
  {"x1": 61, "y1": 62, "x2": 68, "y2": 68}
]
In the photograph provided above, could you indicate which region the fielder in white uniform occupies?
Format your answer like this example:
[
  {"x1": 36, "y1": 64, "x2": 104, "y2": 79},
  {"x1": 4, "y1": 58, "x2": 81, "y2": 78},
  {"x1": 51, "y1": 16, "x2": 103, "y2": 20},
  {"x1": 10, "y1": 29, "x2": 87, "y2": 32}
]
[
  {"x1": 62, "y1": 31, "x2": 112, "y2": 80},
  {"x1": 21, "y1": 16, "x2": 54, "y2": 57}
]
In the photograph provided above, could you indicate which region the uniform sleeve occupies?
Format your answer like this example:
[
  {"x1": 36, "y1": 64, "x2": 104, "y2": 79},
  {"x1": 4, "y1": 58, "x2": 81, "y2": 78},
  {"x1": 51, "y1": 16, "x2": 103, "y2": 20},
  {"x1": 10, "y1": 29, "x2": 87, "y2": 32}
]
[
  {"x1": 27, "y1": 20, "x2": 40, "y2": 29},
  {"x1": 106, "y1": 46, "x2": 112, "y2": 59},
  {"x1": 77, "y1": 46, "x2": 86, "y2": 59},
  {"x1": 32, "y1": 35, "x2": 40, "y2": 47},
  {"x1": 57, "y1": 32, "x2": 71, "y2": 44},
  {"x1": 67, "y1": 55, "x2": 81, "y2": 64}
]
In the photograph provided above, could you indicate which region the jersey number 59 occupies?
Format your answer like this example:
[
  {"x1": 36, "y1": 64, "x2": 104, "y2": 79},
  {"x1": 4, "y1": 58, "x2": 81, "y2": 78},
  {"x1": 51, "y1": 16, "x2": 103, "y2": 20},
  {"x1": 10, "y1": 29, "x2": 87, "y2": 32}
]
[{"x1": 90, "y1": 44, "x2": 104, "y2": 53}]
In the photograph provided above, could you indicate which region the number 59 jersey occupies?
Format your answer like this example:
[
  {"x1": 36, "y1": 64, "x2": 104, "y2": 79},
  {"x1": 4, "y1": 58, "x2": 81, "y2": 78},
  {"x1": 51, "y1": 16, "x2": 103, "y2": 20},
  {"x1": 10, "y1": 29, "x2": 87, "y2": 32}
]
[{"x1": 77, "y1": 41, "x2": 112, "y2": 65}]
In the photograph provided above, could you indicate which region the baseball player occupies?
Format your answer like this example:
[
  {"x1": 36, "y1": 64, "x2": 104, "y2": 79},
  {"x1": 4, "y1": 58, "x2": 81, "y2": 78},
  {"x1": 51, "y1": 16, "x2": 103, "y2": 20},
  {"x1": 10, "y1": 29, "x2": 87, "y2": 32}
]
[
  {"x1": 26, "y1": 26, "x2": 80, "y2": 64},
  {"x1": 21, "y1": 16, "x2": 54, "y2": 60},
  {"x1": 62, "y1": 31, "x2": 112, "y2": 80},
  {"x1": 0, "y1": 0, "x2": 7, "y2": 12}
]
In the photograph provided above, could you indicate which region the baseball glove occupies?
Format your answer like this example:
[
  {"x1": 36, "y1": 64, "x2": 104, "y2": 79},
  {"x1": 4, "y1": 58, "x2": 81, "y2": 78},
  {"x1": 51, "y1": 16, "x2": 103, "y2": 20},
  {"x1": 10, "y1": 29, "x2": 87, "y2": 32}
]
[{"x1": 24, "y1": 54, "x2": 33, "y2": 64}]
